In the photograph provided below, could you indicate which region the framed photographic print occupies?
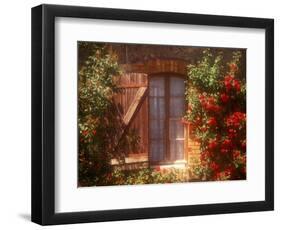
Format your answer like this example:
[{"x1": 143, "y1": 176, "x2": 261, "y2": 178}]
[{"x1": 31, "y1": 4, "x2": 274, "y2": 225}]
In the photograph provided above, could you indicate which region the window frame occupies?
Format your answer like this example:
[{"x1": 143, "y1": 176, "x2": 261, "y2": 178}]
[{"x1": 148, "y1": 73, "x2": 186, "y2": 165}]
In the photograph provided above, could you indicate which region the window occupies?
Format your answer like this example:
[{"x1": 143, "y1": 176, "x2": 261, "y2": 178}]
[{"x1": 149, "y1": 76, "x2": 185, "y2": 163}]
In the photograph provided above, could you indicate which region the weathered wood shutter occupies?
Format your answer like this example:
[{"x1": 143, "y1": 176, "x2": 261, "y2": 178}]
[{"x1": 114, "y1": 73, "x2": 148, "y2": 155}]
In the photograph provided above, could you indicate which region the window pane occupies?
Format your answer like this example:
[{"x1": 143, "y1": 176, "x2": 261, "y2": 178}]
[
  {"x1": 169, "y1": 119, "x2": 184, "y2": 139},
  {"x1": 170, "y1": 140, "x2": 184, "y2": 160},
  {"x1": 149, "y1": 77, "x2": 165, "y2": 97},
  {"x1": 149, "y1": 97, "x2": 165, "y2": 119},
  {"x1": 150, "y1": 119, "x2": 165, "y2": 139},
  {"x1": 169, "y1": 97, "x2": 185, "y2": 117},
  {"x1": 150, "y1": 140, "x2": 165, "y2": 162},
  {"x1": 170, "y1": 77, "x2": 185, "y2": 96}
]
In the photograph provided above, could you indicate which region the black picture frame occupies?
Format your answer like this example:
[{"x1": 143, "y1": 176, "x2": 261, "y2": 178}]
[{"x1": 31, "y1": 4, "x2": 274, "y2": 225}]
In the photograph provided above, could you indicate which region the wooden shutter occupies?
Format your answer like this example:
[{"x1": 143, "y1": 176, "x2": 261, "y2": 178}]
[{"x1": 114, "y1": 73, "x2": 148, "y2": 154}]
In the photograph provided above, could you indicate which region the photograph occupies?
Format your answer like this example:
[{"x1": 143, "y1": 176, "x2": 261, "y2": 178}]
[{"x1": 78, "y1": 42, "x2": 247, "y2": 187}]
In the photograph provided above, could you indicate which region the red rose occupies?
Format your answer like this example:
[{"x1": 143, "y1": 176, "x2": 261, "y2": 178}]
[
  {"x1": 211, "y1": 105, "x2": 222, "y2": 112},
  {"x1": 208, "y1": 140, "x2": 217, "y2": 150},
  {"x1": 198, "y1": 94, "x2": 206, "y2": 105},
  {"x1": 210, "y1": 162, "x2": 219, "y2": 171},
  {"x1": 232, "y1": 79, "x2": 241, "y2": 92},
  {"x1": 220, "y1": 93, "x2": 229, "y2": 103},
  {"x1": 236, "y1": 112, "x2": 246, "y2": 121},
  {"x1": 232, "y1": 150, "x2": 240, "y2": 159},
  {"x1": 208, "y1": 97, "x2": 215, "y2": 104},
  {"x1": 216, "y1": 134, "x2": 222, "y2": 142},
  {"x1": 155, "y1": 166, "x2": 161, "y2": 172},
  {"x1": 241, "y1": 141, "x2": 246, "y2": 152},
  {"x1": 229, "y1": 63, "x2": 238, "y2": 72},
  {"x1": 225, "y1": 82, "x2": 231, "y2": 91},
  {"x1": 199, "y1": 94, "x2": 205, "y2": 100},
  {"x1": 225, "y1": 166, "x2": 235, "y2": 177},
  {"x1": 201, "y1": 151, "x2": 213, "y2": 161},
  {"x1": 207, "y1": 117, "x2": 217, "y2": 126},
  {"x1": 228, "y1": 129, "x2": 237, "y2": 139},
  {"x1": 82, "y1": 130, "x2": 88, "y2": 136},
  {"x1": 226, "y1": 112, "x2": 246, "y2": 127},
  {"x1": 213, "y1": 172, "x2": 221, "y2": 180},
  {"x1": 224, "y1": 75, "x2": 234, "y2": 91},
  {"x1": 200, "y1": 96, "x2": 222, "y2": 113},
  {"x1": 222, "y1": 139, "x2": 232, "y2": 148},
  {"x1": 205, "y1": 102, "x2": 221, "y2": 113},
  {"x1": 224, "y1": 75, "x2": 234, "y2": 82},
  {"x1": 221, "y1": 148, "x2": 229, "y2": 155},
  {"x1": 92, "y1": 130, "x2": 97, "y2": 135},
  {"x1": 204, "y1": 103, "x2": 211, "y2": 110}
]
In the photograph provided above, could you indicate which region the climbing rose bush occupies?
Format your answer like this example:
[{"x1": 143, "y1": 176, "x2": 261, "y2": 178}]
[
  {"x1": 184, "y1": 49, "x2": 246, "y2": 181},
  {"x1": 78, "y1": 43, "x2": 140, "y2": 186}
]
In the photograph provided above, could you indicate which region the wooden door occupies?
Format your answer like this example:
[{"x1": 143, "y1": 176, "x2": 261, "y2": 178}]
[{"x1": 149, "y1": 76, "x2": 185, "y2": 163}]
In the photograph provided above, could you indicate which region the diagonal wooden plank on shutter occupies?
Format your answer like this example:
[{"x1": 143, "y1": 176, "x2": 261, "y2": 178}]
[
  {"x1": 123, "y1": 86, "x2": 148, "y2": 126},
  {"x1": 113, "y1": 86, "x2": 148, "y2": 155},
  {"x1": 112, "y1": 73, "x2": 148, "y2": 156}
]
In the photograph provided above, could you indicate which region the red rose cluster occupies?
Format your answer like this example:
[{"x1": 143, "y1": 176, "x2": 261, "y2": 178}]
[
  {"x1": 199, "y1": 95, "x2": 221, "y2": 113},
  {"x1": 220, "y1": 93, "x2": 229, "y2": 103},
  {"x1": 224, "y1": 75, "x2": 241, "y2": 92},
  {"x1": 200, "y1": 151, "x2": 213, "y2": 162},
  {"x1": 207, "y1": 117, "x2": 217, "y2": 126},
  {"x1": 186, "y1": 51, "x2": 246, "y2": 181},
  {"x1": 208, "y1": 139, "x2": 218, "y2": 150},
  {"x1": 226, "y1": 112, "x2": 246, "y2": 128}
]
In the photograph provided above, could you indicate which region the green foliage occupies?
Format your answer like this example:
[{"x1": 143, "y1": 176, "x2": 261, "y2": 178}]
[
  {"x1": 78, "y1": 44, "x2": 121, "y2": 118},
  {"x1": 187, "y1": 49, "x2": 223, "y2": 93},
  {"x1": 184, "y1": 49, "x2": 246, "y2": 181},
  {"x1": 102, "y1": 167, "x2": 189, "y2": 185}
]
